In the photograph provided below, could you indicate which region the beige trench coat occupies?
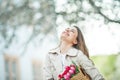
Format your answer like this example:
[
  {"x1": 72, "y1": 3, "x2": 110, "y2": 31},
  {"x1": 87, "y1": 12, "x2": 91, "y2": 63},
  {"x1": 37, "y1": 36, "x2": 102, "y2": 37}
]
[{"x1": 43, "y1": 47, "x2": 104, "y2": 80}]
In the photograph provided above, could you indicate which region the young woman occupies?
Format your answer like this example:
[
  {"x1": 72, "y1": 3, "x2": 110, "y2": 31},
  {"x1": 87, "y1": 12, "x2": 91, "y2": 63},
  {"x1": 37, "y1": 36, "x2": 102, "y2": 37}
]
[{"x1": 44, "y1": 26, "x2": 104, "y2": 80}]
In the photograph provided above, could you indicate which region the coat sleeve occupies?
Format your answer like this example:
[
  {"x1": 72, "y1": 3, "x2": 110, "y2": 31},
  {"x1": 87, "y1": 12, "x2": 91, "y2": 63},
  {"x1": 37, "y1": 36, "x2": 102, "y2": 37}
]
[
  {"x1": 43, "y1": 53, "x2": 54, "y2": 80},
  {"x1": 77, "y1": 51, "x2": 105, "y2": 80}
]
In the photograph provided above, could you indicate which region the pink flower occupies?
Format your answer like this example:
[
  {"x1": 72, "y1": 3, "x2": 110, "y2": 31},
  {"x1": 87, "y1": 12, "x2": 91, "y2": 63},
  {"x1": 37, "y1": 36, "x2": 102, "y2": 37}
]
[
  {"x1": 70, "y1": 66, "x2": 75, "y2": 71},
  {"x1": 58, "y1": 62, "x2": 79, "y2": 80},
  {"x1": 69, "y1": 70, "x2": 75, "y2": 74},
  {"x1": 64, "y1": 74, "x2": 70, "y2": 80},
  {"x1": 66, "y1": 72, "x2": 71, "y2": 77},
  {"x1": 58, "y1": 74, "x2": 62, "y2": 79},
  {"x1": 62, "y1": 70, "x2": 68, "y2": 76},
  {"x1": 65, "y1": 66, "x2": 70, "y2": 71},
  {"x1": 70, "y1": 65, "x2": 75, "y2": 68}
]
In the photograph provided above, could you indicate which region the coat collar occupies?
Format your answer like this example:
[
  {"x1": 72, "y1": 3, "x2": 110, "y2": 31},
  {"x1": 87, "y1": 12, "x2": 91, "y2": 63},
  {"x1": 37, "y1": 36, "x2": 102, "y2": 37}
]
[{"x1": 49, "y1": 47, "x2": 78, "y2": 56}]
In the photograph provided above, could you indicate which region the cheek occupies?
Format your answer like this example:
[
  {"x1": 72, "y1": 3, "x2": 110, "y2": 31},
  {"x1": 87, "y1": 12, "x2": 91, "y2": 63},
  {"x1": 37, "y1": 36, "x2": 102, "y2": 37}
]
[
  {"x1": 72, "y1": 35, "x2": 78, "y2": 42},
  {"x1": 71, "y1": 33, "x2": 77, "y2": 38},
  {"x1": 69, "y1": 35, "x2": 77, "y2": 42}
]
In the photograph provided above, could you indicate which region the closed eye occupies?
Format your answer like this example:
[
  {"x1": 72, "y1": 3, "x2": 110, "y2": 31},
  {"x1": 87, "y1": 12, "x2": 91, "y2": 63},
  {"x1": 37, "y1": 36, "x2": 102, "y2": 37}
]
[{"x1": 71, "y1": 29, "x2": 75, "y2": 33}]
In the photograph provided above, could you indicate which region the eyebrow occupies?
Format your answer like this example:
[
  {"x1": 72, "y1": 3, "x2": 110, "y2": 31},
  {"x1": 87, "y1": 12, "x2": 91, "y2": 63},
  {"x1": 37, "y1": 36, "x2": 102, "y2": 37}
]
[
  {"x1": 71, "y1": 29, "x2": 75, "y2": 31},
  {"x1": 71, "y1": 28, "x2": 76, "y2": 31},
  {"x1": 66, "y1": 28, "x2": 76, "y2": 32}
]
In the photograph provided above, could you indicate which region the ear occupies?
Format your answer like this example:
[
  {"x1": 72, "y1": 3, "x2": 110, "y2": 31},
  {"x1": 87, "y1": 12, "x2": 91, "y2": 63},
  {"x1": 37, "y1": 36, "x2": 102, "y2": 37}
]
[{"x1": 73, "y1": 39, "x2": 77, "y2": 44}]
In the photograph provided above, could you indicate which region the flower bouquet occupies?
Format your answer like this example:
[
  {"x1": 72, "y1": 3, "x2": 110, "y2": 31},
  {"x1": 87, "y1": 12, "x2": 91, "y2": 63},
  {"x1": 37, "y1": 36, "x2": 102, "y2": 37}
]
[{"x1": 58, "y1": 62, "x2": 90, "y2": 80}]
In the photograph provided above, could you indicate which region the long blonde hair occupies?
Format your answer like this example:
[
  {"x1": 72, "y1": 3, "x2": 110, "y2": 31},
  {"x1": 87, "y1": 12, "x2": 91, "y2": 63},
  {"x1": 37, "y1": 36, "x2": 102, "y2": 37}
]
[{"x1": 73, "y1": 26, "x2": 89, "y2": 58}]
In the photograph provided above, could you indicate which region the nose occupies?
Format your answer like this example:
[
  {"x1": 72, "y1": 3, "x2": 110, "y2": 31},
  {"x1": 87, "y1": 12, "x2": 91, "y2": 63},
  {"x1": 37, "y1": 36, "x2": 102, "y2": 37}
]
[{"x1": 65, "y1": 28, "x2": 70, "y2": 32}]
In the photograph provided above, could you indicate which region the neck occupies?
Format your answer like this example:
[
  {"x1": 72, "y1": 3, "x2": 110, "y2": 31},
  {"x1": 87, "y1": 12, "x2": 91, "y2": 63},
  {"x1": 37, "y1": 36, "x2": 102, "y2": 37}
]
[{"x1": 60, "y1": 41, "x2": 73, "y2": 54}]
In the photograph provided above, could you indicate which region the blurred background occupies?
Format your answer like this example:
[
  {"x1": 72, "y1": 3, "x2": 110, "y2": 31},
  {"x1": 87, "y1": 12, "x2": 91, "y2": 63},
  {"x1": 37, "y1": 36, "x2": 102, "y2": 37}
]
[{"x1": 0, "y1": 0, "x2": 120, "y2": 80}]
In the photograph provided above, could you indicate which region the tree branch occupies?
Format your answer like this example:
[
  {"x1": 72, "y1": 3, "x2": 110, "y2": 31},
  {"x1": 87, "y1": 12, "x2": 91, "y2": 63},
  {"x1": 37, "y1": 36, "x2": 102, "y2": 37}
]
[
  {"x1": 20, "y1": 25, "x2": 56, "y2": 56},
  {"x1": 88, "y1": 0, "x2": 120, "y2": 24},
  {"x1": 4, "y1": 26, "x2": 17, "y2": 49}
]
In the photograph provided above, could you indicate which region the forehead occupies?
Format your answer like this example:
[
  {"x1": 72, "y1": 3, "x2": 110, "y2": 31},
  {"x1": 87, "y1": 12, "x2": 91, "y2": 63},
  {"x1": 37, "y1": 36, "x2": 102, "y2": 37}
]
[{"x1": 70, "y1": 27, "x2": 77, "y2": 30}]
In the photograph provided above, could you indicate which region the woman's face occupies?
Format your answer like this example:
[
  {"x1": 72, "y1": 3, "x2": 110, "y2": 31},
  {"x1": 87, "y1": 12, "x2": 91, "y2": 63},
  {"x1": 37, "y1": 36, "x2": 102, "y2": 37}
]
[{"x1": 61, "y1": 27, "x2": 78, "y2": 45}]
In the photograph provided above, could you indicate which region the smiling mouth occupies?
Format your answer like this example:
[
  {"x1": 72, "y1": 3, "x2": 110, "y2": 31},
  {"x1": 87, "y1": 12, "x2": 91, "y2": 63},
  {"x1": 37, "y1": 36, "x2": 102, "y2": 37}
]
[{"x1": 63, "y1": 31, "x2": 69, "y2": 36}]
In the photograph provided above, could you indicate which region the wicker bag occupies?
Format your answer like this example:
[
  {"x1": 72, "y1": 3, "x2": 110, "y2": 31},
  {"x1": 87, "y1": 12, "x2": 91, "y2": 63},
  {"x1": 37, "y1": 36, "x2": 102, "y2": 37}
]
[{"x1": 70, "y1": 66, "x2": 91, "y2": 80}]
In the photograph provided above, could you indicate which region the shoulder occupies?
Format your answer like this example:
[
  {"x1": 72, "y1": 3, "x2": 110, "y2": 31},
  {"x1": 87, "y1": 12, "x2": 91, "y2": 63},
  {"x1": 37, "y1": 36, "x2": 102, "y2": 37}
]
[
  {"x1": 46, "y1": 47, "x2": 59, "y2": 57},
  {"x1": 77, "y1": 49, "x2": 89, "y2": 58},
  {"x1": 48, "y1": 47, "x2": 60, "y2": 55},
  {"x1": 77, "y1": 50, "x2": 90, "y2": 61},
  {"x1": 76, "y1": 49, "x2": 85, "y2": 56},
  {"x1": 66, "y1": 47, "x2": 84, "y2": 57}
]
